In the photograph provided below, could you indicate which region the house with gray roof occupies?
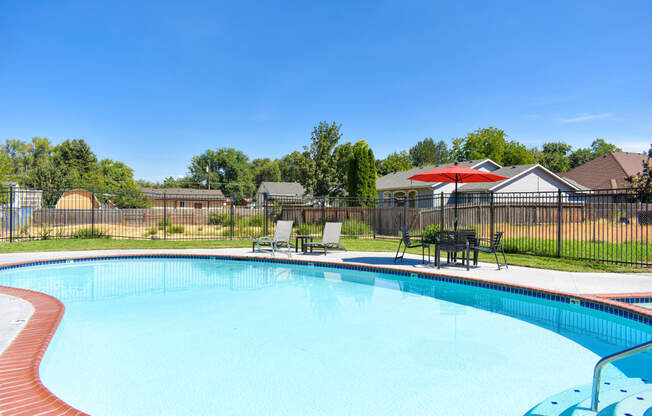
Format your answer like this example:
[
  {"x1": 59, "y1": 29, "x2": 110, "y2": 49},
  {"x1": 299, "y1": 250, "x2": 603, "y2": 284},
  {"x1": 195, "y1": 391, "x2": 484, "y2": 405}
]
[
  {"x1": 376, "y1": 159, "x2": 501, "y2": 207},
  {"x1": 141, "y1": 188, "x2": 226, "y2": 209},
  {"x1": 376, "y1": 160, "x2": 582, "y2": 207},
  {"x1": 458, "y1": 164, "x2": 585, "y2": 193},
  {"x1": 255, "y1": 182, "x2": 306, "y2": 203}
]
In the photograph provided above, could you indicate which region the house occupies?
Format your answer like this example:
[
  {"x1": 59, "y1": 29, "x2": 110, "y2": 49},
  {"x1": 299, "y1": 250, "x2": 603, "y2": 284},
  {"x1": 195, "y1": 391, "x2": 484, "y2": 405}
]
[
  {"x1": 141, "y1": 188, "x2": 226, "y2": 209},
  {"x1": 376, "y1": 160, "x2": 583, "y2": 207},
  {"x1": 458, "y1": 163, "x2": 585, "y2": 195},
  {"x1": 56, "y1": 189, "x2": 102, "y2": 210},
  {"x1": 560, "y1": 151, "x2": 648, "y2": 190},
  {"x1": 376, "y1": 159, "x2": 501, "y2": 207},
  {"x1": 255, "y1": 182, "x2": 306, "y2": 204}
]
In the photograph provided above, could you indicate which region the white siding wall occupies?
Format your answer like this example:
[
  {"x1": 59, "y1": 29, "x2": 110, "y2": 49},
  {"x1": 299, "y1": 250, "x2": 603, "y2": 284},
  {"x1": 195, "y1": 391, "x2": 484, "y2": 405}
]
[{"x1": 493, "y1": 169, "x2": 574, "y2": 193}]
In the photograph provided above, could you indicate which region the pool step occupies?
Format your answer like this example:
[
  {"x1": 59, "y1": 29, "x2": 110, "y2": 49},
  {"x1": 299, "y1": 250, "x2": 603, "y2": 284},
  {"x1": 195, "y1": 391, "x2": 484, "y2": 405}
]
[
  {"x1": 597, "y1": 388, "x2": 652, "y2": 416},
  {"x1": 524, "y1": 378, "x2": 649, "y2": 416}
]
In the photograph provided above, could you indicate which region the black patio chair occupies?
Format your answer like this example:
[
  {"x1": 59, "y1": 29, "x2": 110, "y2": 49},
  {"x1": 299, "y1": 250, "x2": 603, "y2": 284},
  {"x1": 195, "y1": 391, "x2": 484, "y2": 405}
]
[
  {"x1": 394, "y1": 226, "x2": 430, "y2": 264},
  {"x1": 469, "y1": 232, "x2": 508, "y2": 270},
  {"x1": 436, "y1": 230, "x2": 471, "y2": 271}
]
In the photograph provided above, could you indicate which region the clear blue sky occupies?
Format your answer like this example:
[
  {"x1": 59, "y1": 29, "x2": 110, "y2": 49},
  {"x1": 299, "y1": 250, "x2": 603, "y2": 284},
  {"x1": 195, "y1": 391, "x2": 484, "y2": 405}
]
[{"x1": 1, "y1": 0, "x2": 650, "y2": 181}]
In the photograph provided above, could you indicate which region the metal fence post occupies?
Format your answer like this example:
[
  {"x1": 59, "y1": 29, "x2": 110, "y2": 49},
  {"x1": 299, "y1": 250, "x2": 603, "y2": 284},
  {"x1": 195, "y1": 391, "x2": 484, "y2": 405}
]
[
  {"x1": 9, "y1": 185, "x2": 14, "y2": 243},
  {"x1": 322, "y1": 198, "x2": 326, "y2": 223},
  {"x1": 264, "y1": 193, "x2": 268, "y2": 236},
  {"x1": 403, "y1": 199, "x2": 407, "y2": 229},
  {"x1": 557, "y1": 189, "x2": 562, "y2": 258},
  {"x1": 91, "y1": 187, "x2": 95, "y2": 238},
  {"x1": 440, "y1": 192, "x2": 444, "y2": 231},
  {"x1": 163, "y1": 192, "x2": 167, "y2": 240},
  {"x1": 490, "y1": 191, "x2": 495, "y2": 239},
  {"x1": 373, "y1": 198, "x2": 377, "y2": 239},
  {"x1": 230, "y1": 194, "x2": 235, "y2": 240}
]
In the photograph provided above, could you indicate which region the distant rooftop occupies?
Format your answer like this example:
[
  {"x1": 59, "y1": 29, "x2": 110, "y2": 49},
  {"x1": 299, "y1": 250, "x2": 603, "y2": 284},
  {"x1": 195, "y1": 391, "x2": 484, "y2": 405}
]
[
  {"x1": 141, "y1": 187, "x2": 225, "y2": 199},
  {"x1": 376, "y1": 159, "x2": 499, "y2": 191},
  {"x1": 561, "y1": 151, "x2": 648, "y2": 189},
  {"x1": 257, "y1": 181, "x2": 306, "y2": 197}
]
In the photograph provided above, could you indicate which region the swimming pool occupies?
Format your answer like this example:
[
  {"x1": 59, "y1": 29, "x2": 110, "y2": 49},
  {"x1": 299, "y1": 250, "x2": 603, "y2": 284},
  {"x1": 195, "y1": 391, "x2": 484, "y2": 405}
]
[{"x1": 0, "y1": 257, "x2": 651, "y2": 415}]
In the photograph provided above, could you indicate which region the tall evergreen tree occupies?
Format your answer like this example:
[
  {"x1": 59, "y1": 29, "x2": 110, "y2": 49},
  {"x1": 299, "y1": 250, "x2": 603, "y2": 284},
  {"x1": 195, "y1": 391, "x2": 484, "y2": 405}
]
[{"x1": 347, "y1": 141, "x2": 376, "y2": 205}]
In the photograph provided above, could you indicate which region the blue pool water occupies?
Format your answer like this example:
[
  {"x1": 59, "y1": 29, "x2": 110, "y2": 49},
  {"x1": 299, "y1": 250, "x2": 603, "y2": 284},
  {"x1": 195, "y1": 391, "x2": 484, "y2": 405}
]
[{"x1": 0, "y1": 258, "x2": 651, "y2": 415}]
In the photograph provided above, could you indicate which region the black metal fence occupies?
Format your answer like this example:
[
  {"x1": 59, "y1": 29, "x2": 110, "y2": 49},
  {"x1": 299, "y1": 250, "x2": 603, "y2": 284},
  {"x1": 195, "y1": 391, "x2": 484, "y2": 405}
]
[{"x1": 1, "y1": 186, "x2": 650, "y2": 266}]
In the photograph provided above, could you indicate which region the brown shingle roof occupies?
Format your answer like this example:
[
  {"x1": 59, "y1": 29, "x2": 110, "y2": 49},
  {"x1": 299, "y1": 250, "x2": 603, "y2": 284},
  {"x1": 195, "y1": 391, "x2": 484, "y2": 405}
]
[
  {"x1": 561, "y1": 152, "x2": 648, "y2": 190},
  {"x1": 141, "y1": 187, "x2": 225, "y2": 200}
]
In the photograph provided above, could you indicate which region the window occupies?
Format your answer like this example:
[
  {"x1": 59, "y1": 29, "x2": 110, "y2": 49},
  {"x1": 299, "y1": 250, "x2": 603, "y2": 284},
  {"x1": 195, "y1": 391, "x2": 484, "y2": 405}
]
[
  {"x1": 393, "y1": 191, "x2": 406, "y2": 207},
  {"x1": 382, "y1": 192, "x2": 391, "y2": 206},
  {"x1": 179, "y1": 201, "x2": 185, "y2": 207},
  {"x1": 407, "y1": 190, "x2": 417, "y2": 208}
]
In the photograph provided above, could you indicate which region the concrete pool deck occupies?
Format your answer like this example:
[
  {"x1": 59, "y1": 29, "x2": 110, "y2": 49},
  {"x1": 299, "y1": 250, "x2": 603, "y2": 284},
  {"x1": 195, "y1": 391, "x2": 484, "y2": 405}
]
[{"x1": 0, "y1": 248, "x2": 651, "y2": 415}]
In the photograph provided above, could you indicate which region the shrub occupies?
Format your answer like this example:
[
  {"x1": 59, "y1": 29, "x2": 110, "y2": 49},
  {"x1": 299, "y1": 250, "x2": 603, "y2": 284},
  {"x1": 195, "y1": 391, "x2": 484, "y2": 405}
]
[
  {"x1": 341, "y1": 219, "x2": 372, "y2": 236},
  {"x1": 246, "y1": 214, "x2": 265, "y2": 227},
  {"x1": 73, "y1": 228, "x2": 110, "y2": 239},
  {"x1": 168, "y1": 225, "x2": 184, "y2": 234},
  {"x1": 208, "y1": 212, "x2": 231, "y2": 226},
  {"x1": 295, "y1": 223, "x2": 320, "y2": 236},
  {"x1": 145, "y1": 227, "x2": 158, "y2": 236},
  {"x1": 158, "y1": 218, "x2": 171, "y2": 229},
  {"x1": 422, "y1": 224, "x2": 440, "y2": 244},
  {"x1": 38, "y1": 227, "x2": 53, "y2": 240}
]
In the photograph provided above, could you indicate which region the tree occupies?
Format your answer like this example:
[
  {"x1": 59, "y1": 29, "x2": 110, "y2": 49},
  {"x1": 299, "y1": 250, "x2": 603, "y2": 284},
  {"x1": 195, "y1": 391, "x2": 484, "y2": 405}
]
[
  {"x1": 346, "y1": 141, "x2": 376, "y2": 205},
  {"x1": 0, "y1": 154, "x2": 11, "y2": 184},
  {"x1": 52, "y1": 139, "x2": 98, "y2": 178},
  {"x1": 535, "y1": 142, "x2": 572, "y2": 172},
  {"x1": 95, "y1": 159, "x2": 149, "y2": 208},
  {"x1": 24, "y1": 158, "x2": 79, "y2": 205},
  {"x1": 567, "y1": 139, "x2": 622, "y2": 169},
  {"x1": 376, "y1": 151, "x2": 412, "y2": 176},
  {"x1": 569, "y1": 148, "x2": 594, "y2": 169},
  {"x1": 409, "y1": 138, "x2": 449, "y2": 166},
  {"x1": 308, "y1": 121, "x2": 342, "y2": 196},
  {"x1": 503, "y1": 140, "x2": 535, "y2": 166},
  {"x1": 452, "y1": 127, "x2": 506, "y2": 163},
  {"x1": 251, "y1": 158, "x2": 281, "y2": 187},
  {"x1": 451, "y1": 127, "x2": 534, "y2": 166},
  {"x1": 189, "y1": 148, "x2": 254, "y2": 198},
  {"x1": 626, "y1": 144, "x2": 652, "y2": 201},
  {"x1": 3, "y1": 139, "x2": 31, "y2": 175},
  {"x1": 332, "y1": 143, "x2": 353, "y2": 196},
  {"x1": 591, "y1": 138, "x2": 621, "y2": 157},
  {"x1": 278, "y1": 151, "x2": 314, "y2": 193},
  {"x1": 160, "y1": 176, "x2": 200, "y2": 188}
]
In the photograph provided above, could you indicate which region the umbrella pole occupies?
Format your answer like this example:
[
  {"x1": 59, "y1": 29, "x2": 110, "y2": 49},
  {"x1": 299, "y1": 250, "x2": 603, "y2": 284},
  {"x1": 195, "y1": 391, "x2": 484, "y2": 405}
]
[{"x1": 454, "y1": 178, "x2": 458, "y2": 232}]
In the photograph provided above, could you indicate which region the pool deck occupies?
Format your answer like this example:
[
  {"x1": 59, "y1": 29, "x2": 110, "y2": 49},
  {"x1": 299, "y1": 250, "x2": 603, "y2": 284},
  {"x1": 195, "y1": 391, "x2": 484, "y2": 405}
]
[{"x1": 0, "y1": 248, "x2": 651, "y2": 415}]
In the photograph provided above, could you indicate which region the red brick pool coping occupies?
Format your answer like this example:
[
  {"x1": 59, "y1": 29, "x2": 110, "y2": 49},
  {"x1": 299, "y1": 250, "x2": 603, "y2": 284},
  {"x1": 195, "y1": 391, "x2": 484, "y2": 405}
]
[
  {"x1": 0, "y1": 285, "x2": 87, "y2": 416},
  {"x1": 0, "y1": 253, "x2": 650, "y2": 415}
]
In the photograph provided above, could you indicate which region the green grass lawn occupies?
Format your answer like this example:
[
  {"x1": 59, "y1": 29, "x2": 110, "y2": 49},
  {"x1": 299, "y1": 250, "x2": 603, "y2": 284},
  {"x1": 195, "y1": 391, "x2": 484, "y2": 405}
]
[{"x1": 0, "y1": 237, "x2": 645, "y2": 273}]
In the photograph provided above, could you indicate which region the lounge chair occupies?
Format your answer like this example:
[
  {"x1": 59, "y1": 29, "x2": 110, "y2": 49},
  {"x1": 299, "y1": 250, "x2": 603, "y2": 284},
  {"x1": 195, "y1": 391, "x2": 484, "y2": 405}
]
[
  {"x1": 394, "y1": 226, "x2": 430, "y2": 264},
  {"x1": 303, "y1": 222, "x2": 346, "y2": 255},
  {"x1": 252, "y1": 220, "x2": 294, "y2": 255}
]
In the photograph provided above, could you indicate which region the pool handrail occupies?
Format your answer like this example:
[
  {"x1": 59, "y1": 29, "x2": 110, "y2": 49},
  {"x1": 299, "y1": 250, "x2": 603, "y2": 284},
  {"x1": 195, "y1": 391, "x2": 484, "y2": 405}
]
[{"x1": 590, "y1": 340, "x2": 652, "y2": 411}]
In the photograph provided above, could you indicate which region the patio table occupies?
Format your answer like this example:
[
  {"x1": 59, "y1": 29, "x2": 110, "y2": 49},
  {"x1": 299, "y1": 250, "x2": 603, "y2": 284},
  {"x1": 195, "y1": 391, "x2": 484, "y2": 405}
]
[{"x1": 295, "y1": 235, "x2": 313, "y2": 253}]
